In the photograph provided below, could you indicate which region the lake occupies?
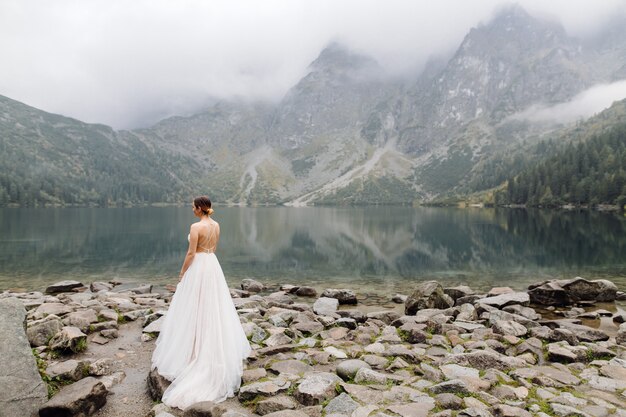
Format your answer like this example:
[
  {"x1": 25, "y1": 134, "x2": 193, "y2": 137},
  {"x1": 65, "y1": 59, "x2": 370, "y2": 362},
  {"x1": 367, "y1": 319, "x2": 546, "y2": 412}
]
[{"x1": 1, "y1": 207, "x2": 626, "y2": 299}]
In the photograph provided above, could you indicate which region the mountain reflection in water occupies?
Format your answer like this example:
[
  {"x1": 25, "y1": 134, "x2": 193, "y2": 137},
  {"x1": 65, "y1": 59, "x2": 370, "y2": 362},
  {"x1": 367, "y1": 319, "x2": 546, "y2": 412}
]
[{"x1": 1, "y1": 207, "x2": 625, "y2": 294}]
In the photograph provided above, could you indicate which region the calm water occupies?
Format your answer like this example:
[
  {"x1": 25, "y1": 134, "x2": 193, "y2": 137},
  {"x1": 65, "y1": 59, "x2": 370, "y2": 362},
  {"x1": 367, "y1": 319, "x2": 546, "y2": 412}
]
[{"x1": 1, "y1": 207, "x2": 626, "y2": 296}]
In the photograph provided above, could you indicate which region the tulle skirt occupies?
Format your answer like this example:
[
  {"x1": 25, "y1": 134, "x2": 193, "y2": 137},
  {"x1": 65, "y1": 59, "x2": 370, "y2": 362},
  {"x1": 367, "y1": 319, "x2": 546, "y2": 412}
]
[{"x1": 150, "y1": 252, "x2": 252, "y2": 410}]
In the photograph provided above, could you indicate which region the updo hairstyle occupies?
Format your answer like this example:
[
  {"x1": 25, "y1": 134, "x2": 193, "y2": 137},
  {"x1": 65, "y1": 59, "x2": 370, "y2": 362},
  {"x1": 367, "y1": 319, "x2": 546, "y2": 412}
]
[{"x1": 193, "y1": 195, "x2": 214, "y2": 215}]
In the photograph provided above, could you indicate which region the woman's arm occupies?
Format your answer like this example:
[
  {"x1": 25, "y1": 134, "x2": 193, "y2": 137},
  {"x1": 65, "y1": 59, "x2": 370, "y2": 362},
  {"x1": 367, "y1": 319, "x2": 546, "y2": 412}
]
[{"x1": 179, "y1": 225, "x2": 198, "y2": 281}]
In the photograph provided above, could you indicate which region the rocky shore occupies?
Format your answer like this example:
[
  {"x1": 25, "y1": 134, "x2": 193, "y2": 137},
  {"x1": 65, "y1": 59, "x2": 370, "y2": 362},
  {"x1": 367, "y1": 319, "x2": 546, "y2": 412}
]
[{"x1": 2, "y1": 277, "x2": 626, "y2": 417}]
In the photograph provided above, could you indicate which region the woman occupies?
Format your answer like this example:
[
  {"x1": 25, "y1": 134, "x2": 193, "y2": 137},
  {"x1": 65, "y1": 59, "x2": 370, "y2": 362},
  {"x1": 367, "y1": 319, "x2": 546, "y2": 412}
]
[{"x1": 151, "y1": 196, "x2": 251, "y2": 410}]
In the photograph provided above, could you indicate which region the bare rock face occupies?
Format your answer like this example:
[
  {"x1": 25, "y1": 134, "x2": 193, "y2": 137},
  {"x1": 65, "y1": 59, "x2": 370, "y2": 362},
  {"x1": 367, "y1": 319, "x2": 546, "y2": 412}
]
[
  {"x1": 0, "y1": 298, "x2": 48, "y2": 417},
  {"x1": 405, "y1": 281, "x2": 454, "y2": 315},
  {"x1": 39, "y1": 377, "x2": 107, "y2": 417}
]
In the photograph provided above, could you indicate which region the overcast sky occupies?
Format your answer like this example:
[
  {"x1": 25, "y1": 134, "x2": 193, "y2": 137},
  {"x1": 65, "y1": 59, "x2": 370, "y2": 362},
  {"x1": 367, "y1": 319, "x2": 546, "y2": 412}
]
[{"x1": 1, "y1": 0, "x2": 625, "y2": 129}]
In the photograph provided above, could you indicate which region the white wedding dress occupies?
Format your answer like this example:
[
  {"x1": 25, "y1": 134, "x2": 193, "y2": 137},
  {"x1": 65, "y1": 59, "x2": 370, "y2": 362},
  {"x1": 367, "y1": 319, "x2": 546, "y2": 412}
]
[{"x1": 151, "y1": 222, "x2": 251, "y2": 410}]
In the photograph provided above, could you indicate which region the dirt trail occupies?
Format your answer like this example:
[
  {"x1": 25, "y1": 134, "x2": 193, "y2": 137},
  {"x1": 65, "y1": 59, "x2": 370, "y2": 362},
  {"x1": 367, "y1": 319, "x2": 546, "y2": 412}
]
[{"x1": 77, "y1": 320, "x2": 155, "y2": 417}]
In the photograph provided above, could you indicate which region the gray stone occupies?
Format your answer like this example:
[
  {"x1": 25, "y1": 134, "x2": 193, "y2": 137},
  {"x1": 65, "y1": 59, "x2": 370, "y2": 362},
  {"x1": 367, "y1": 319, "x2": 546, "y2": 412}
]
[
  {"x1": 35, "y1": 302, "x2": 72, "y2": 317},
  {"x1": 263, "y1": 411, "x2": 309, "y2": 417},
  {"x1": 558, "y1": 277, "x2": 618, "y2": 303},
  {"x1": 324, "y1": 392, "x2": 360, "y2": 415},
  {"x1": 436, "y1": 393, "x2": 464, "y2": 410},
  {"x1": 336, "y1": 359, "x2": 371, "y2": 381},
  {"x1": 255, "y1": 395, "x2": 298, "y2": 415},
  {"x1": 46, "y1": 359, "x2": 88, "y2": 382},
  {"x1": 39, "y1": 377, "x2": 107, "y2": 417},
  {"x1": 89, "y1": 281, "x2": 114, "y2": 292},
  {"x1": 294, "y1": 372, "x2": 342, "y2": 406},
  {"x1": 45, "y1": 280, "x2": 84, "y2": 294},
  {"x1": 241, "y1": 278, "x2": 264, "y2": 292},
  {"x1": 366, "y1": 310, "x2": 401, "y2": 325},
  {"x1": 440, "y1": 350, "x2": 526, "y2": 371},
  {"x1": 492, "y1": 320, "x2": 528, "y2": 337},
  {"x1": 405, "y1": 281, "x2": 454, "y2": 315},
  {"x1": 444, "y1": 286, "x2": 475, "y2": 303},
  {"x1": 313, "y1": 297, "x2": 339, "y2": 316},
  {"x1": 528, "y1": 281, "x2": 569, "y2": 306},
  {"x1": 556, "y1": 322, "x2": 609, "y2": 342},
  {"x1": 427, "y1": 379, "x2": 470, "y2": 395},
  {"x1": 267, "y1": 359, "x2": 313, "y2": 376},
  {"x1": 27, "y1": 316, "x2": 63, "y2": 347},
  {"x1": 0, "y1": 298, "x2": 48, "y2": 417},
  {"x1": 182, "y1": 401, "x2": 230, "y2": 417},
  {"x1": 295, "y1": 286, "x2": 317, "y2": 297},
  {"x1": 147, "y1": 369, "x2": 171, "y2": 400},
  {"x1": 491, "y1": 404, "x2": 532, "y2": 417},
  {"x1": 321, "y1": 289, "x2": 357, "y2": 305},
  {"x1": 354, "y1": 368, "x2": 391, "y2": 385},
  {"x1": 88, "y1": 358, "x2": 113, "y2": 376},
  {"x1": 50, "y1": 326, "x2": 88, "y2": 353},
  {"x1": 238, "y1": 377, "x2": 292, "y2": 402},
  {"x1": 128, "y1": 283, "x2": 152, "y2": 294},
  {"x1": 65, "y1": 309, "x2": 99, "y2": 332},
  {"x1": 479, "y1": 292, "x2": 529, "y2": 308},
  {"x1": 335, "y1": 317, "x2": 357, "y2": 330}
]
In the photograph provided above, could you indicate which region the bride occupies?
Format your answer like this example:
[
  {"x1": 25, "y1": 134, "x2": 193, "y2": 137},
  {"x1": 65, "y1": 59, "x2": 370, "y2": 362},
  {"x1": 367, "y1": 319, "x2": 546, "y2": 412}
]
[{"x1": 151, "y1": 195, "x2": 251, "y2": 409}]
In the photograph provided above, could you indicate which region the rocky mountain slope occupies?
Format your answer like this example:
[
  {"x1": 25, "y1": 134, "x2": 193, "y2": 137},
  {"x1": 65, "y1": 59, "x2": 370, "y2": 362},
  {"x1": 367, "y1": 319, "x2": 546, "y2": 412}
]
[{"x1": 2, "y1": 5, "x2": 626, "y2": 206}]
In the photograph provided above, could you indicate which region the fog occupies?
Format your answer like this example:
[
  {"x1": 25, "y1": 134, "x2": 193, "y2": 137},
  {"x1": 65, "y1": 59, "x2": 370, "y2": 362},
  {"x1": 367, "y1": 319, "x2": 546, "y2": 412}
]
[
  {"x1": 512, "y1": 80, "x2": 626, "y2": 124},
  {"x1": 0, "y1": 0, "x2": 625, "y2": 129}
]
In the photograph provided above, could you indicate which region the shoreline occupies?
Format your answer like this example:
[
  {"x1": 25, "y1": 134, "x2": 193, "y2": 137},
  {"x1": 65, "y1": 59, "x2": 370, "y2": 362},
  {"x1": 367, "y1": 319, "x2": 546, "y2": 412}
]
[{"x1": 2, "y1": 277, "x2": 626, "y2": 417}]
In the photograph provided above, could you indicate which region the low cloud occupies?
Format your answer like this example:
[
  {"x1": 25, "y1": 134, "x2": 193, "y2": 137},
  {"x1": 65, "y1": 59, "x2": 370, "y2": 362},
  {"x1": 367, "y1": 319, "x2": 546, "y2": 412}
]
[
  {"x1": 511, "y1": 80, "x2": 626, "y2": 124},
  {"x1": 0, "y1": 0, "x2": 625, "y2": 129}
]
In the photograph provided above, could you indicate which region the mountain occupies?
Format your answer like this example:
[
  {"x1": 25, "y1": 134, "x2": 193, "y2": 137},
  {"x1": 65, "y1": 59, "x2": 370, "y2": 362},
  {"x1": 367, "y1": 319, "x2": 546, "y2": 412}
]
[
  {"x1": 1, "y1": 5, "x2": 626, "y2": 207},
  {"x1": 0, "y1": 95, "x2": 200, "y2": 206}
]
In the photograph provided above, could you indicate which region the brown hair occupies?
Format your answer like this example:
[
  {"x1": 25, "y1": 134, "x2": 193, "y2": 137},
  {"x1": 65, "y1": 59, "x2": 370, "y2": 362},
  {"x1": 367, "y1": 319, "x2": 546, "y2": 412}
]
[{"x1": 193, "y1": 195, "x2": 214, "y2": 215}]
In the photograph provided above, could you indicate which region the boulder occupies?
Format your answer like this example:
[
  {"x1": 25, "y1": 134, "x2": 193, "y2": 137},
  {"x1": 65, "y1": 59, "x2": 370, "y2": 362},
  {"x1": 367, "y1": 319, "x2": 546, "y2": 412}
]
[
  {"x1": 27, "y1": 316, "x2": 63, "y2": 347},
  {"x1": 46, "y1": 359, "x2": 89, "y2": 382},
  {"x1": 313, "y1": 297, "x2": 338, "y2": 316},
  {"x1": 293, "y1": 372, "x2": 342, "y2": 406},
  {"x1": 323, "y1": 392, "x2": 360, "y2": 415},
  {"x1": 255, "y1": 395, "x2": 298, "y2": 415},
  {"x1": 294, "y1": 286, "x2": 317, "y2": 297},
  {"x1": 267, "y1": 360, "x2": 313, "y2": 376},
  {"x1": 321, "y1": 289, "x2": 357, "y2": 305},
  {"x1": 45, "y1": 280, "x2": 84, "y2": 294},
  {"x1": 39, "y1": 377, "x2": 107, "y2": 417},
  {"x1": 89, "y1": 281, "x2": 114, "y2": 292},
  {"x1": 147, "y1": 369, "x2": 171, "y2": 400},
  {"x1": 479, "y1": 292, "x2": 529, "y2": 308},
  {"x1": 35, "y1": 302, "x2": 72, "y2": 317},
  {"x1": 0, "y1": 298, "x2": 48, "y2": 417},
  {"x1": 238, "y1": 377, "x2": 291, "y2": 402},
  {"x1": 241, "y1": 278, "x2": 265, "y2": 293},
  {"x1": 557, "y1": 277, "x2": 618, "y2": 302},
  {"x1": 444, "y1": 286, "x2": 475, "y2": 303},
  {"x1": 65, "y1": 309, "x2": 99, "y2": 332},
  {"x1": 528, "y1": 278, "x2": 619, "y2": 306},
  {"x1": 49, "y1": 326, "x2": 88, "y2": 353},
  {"x1": 336, "y1": 359, "x2": 372, "y2": 381},
  {"x1": 405, "y1": 281, "x2": 454, "y2": 315}
]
